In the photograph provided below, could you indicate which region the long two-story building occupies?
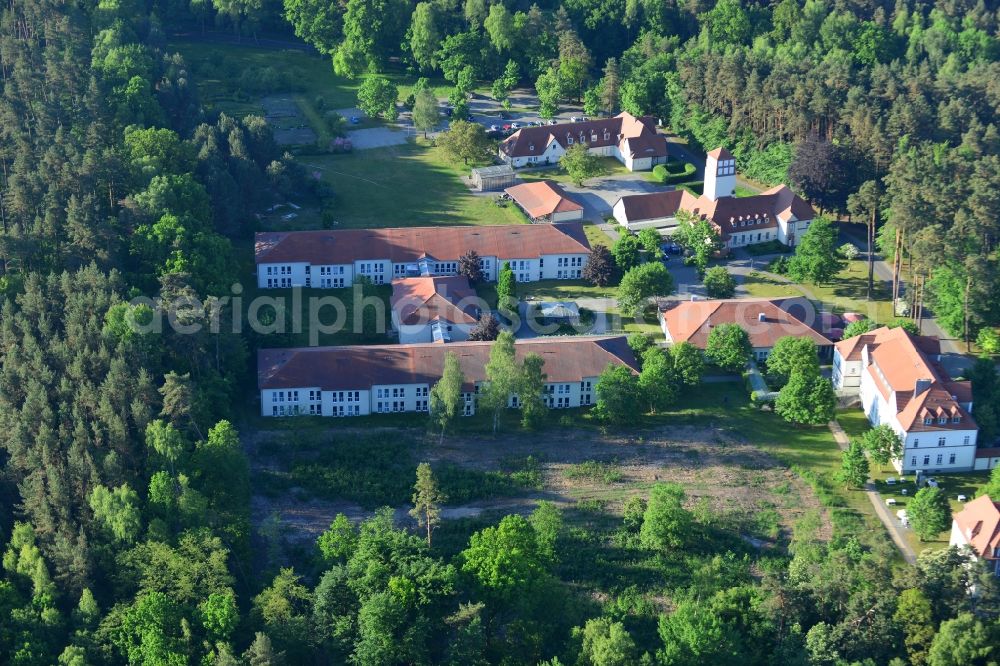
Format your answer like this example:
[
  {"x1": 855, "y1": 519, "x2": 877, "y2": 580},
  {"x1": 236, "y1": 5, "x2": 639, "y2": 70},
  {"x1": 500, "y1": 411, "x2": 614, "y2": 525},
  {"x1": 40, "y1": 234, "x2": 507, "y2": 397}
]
[
  {"x1": 255, "y1": 223, "x2": 591, "y2": 288},
  {"x1": 833, "y1": 326, "x2": 978, "y2": 474},
  {"x1": 258, "y1": 336, "x2": 639, "y2": 418}
]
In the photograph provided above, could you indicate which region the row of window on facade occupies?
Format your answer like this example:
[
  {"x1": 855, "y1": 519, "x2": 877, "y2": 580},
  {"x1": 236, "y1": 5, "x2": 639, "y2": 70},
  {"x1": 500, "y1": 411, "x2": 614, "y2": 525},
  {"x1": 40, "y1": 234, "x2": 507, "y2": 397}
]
[
  {"x1": 922, "y1": 415, "x2": 962, "y2": 425},
  {"x1": 377, "y1": 400, "x2": 428, "y2": 413},
  {"x1": 913, "y1": 435, "x2": 971, "y2": 447},
  {"x1": 265, "y1": 265, "x2": 293, "y2": 275},
  {"x1": 375, "y1": 387, "x2": 429, "y2": 399},
  {"x1": 911, "y1": 453, "x2": 957, "y2": 467}
]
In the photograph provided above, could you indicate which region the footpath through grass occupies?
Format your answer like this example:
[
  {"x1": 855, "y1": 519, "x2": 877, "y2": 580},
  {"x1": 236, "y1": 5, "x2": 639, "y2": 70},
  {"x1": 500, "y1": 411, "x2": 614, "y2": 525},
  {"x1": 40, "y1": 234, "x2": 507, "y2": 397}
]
[{"x1": 835, "y1": 408, "x2": 991, "y2": 554}]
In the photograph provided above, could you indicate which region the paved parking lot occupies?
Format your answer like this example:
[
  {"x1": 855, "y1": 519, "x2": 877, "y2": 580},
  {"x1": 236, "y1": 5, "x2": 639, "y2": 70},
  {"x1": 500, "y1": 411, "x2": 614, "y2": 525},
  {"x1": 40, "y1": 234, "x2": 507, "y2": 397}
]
[{"x1": 346, "y1": 126, "x2": 410, "y2": 150}]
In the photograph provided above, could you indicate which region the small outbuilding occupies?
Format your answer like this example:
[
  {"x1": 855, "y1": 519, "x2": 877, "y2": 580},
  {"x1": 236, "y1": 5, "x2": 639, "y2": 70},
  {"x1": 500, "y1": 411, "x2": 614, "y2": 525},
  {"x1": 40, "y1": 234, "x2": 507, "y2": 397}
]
[
  {"x1": 471, "y1": 164, "x2": 516, "y2": 191},
  {"x1": 505, "y1": 180, "x2": 584, "y2": 223}
]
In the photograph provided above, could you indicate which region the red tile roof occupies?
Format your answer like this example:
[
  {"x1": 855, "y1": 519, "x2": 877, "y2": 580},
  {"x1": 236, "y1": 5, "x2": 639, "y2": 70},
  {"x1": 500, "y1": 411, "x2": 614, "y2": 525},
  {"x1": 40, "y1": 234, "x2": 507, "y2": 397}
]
[
  {"x1": 615, "y1": 190, "x2": 693, "y2": 222},
  {"x1": 258, "y1": 336, "x2": 639, "y2": 391},
  {"x1": 391, "y1": 277, "x2": 479, "y2": 326},
  {"x1": 659, "y1": 298, "x2": 833, "y2": 350},
  {"x1": 953, "y1": 495, "x2": 1000, "y2": 560},
  {"x1": 683, "y1": 185, "x2": 814, "y2": 236},
  {"x1": 838, "y1": 326, "x2": 975, "y2": 432},
  {"x1": 707, "y1": 147, "x2": 735, "y2": 161},
  {"x1": 504, "y1": 180, "x2": 583, "y2": 219},
  {"x1": 255, "y1": 223, "x2": 591, "y2": 265},
  {"x1": 499, "y1": 112, "x2": 667, "y2": 160}
]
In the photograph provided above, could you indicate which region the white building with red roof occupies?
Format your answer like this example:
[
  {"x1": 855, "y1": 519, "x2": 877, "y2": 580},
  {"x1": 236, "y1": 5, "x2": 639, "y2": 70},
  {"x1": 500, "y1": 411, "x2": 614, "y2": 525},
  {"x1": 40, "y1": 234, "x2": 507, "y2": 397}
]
[
  {"x1": 390, "y1": 276, "x2": 480, "y2": 344},
  {"x1": 833, "y1": 326, "x2": 978, "y2": 473},
  {"x1": 498, "y1": 112, "x2": 669, "y2": 171},
  {"x1": 611, "y1": 147, "x2": 815, "y2": 248},
  {"x1": 504, "y1": 180, "x2": 584, "y2": 223},
  {"x1": 255, "y1": 223, "x2": 591, "y2": 288},
  {"x1": 258, "y1": 336, "x2": 639, "y2": 417},
  {"x1": 950, "y1": 495, "x2": 1000, "y2": 576}
]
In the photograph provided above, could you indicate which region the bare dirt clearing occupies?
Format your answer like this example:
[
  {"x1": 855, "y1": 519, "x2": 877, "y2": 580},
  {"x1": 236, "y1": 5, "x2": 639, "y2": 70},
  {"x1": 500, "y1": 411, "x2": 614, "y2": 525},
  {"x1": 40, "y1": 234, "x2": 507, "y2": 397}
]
[{"x1": 248, "y1": 423, "x2": 832, "y2": 547}]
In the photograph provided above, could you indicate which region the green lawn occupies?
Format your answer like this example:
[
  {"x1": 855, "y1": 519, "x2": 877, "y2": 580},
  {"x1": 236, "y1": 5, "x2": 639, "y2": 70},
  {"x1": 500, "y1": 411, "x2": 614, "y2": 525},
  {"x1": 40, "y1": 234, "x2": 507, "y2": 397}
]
[
  {"x1": 302, "y1": 140, "x2": 528, "y2": 229},
  {"x1": 836, "y1": 408, "x2": 991, "y2": 553},
  {"x1": 516, "y1": 157, "x2": 629, "y2": 186},
  {"x1": 742, "y1": 259, "x2": 895, "y2": 322},
  {"x1": 836, "y1": 409, "x2": 872, "y2": 440},
  {"x1": 871, "y1": 469, "x2": 990, "y2": 553},
  {"x1": 518, "y1": 279, "x2": 618, "y2": 301},
  {"x1": 584, "y1": 222, "x2": 612, "y2": 248}
]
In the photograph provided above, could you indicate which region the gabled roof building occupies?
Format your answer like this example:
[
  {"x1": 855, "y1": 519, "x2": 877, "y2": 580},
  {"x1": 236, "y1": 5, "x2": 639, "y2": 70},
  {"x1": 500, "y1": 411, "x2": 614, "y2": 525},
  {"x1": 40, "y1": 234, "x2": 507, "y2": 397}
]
[
  {"x1": 658, "y1": 297, "x2": 833, "y2": 362},
  {"x1": 612, "y1": 147, "x2": 815, "y2": 249},
  {"x1": 833, "y1": 326, "x2": 979, "y2": 473},
  {"x1": 499, "y1": 112, "x2": 669, "y2": 172},
  {"x1": 258, "y1": 336, "x2": 639, "y2": 417},
  {"x1": 950, "y1": 495, "x2": 1000, "y2": 576},
  {"x1": 390, "y1": 276, "x2": 480, "y2": 344},
  {"x1": 255, "y1": 223, "x2": 591, "y2": 288},
  {"x1": 504, "y1": 180, "x2": 584, "y2": 223}
]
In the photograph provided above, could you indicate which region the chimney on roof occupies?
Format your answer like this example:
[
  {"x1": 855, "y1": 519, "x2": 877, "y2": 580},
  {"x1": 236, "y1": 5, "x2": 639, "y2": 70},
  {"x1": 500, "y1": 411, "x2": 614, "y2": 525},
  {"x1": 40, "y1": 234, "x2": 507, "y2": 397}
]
[
  {"x1": 914, "y1": 378, "x2": 932, "y2": 398},
  {"x1": 758, "y1": 312, "x2": 767, "y2": 323}
]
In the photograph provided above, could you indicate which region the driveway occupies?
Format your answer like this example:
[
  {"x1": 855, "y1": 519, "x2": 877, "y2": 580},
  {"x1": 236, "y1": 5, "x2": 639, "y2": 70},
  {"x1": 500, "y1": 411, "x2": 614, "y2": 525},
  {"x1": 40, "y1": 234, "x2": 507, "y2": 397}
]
[
  {"x1": 467, "y1": 88, "x2": 584, "y2": 128},
  {"x1": 554, "y1": 173, "x2": 662, "y2": 222}
]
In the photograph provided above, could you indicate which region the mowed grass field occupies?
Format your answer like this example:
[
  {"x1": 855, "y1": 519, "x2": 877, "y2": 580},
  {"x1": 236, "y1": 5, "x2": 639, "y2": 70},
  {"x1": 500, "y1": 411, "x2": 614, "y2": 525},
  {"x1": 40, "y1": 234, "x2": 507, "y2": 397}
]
[
  {"x1": 301, "y1": 140, "x2": 528, "y2": 228},
  {"x1": 742, "y1": 258, "x2": 896, "y2": 322}
]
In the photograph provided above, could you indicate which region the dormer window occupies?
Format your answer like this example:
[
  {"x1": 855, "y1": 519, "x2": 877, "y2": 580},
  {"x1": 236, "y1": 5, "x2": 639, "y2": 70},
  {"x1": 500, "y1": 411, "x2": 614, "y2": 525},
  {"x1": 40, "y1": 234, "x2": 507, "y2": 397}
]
[
  {"x1": 529, "y1": 143, "x2": 534, "y2": 151},
  {"x1": 604, "y1": 131, "x2": 610, "y2": 140},
  {"x1": 938, "y1": 417, "x2": 947, "y2": 424},
  {"x1": 924, "y1": 417, "x2": 933, "y2": 425},
  {"x1": 952, "y1": 415, "x2": 961, "y2": 423},
  {"x1": 567, "y1": 137, "x2": 574, "y2": 144}
]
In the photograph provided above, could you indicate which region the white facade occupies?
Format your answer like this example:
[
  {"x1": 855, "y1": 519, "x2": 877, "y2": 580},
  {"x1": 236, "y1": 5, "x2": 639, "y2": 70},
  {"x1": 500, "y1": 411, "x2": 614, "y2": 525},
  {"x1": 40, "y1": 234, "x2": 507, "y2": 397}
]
[
  {"x1": 258, "y1": 252, "x2": 588, "y2": 289},
  {"x1": 854, "y1": 355, "x2": 977, "y2": 474},
  {"x1": 612, "y1": 200, "x2": 678, "y2": 233},
  {"x1": 499, "y1": 134, "x2": 659, "y2": 172},
  {"x1": 704, "y1": 153, "x2": 736, "y2": 201},
  {"x1": 261, "y1": 378, "x2": 598, "y2": 418},
  {"x1": 832, "y1": 347, "x2": 862, "y2": 389},
  {"x1": 950, "y1": 520, "x2": 1000, "y2": 577}
]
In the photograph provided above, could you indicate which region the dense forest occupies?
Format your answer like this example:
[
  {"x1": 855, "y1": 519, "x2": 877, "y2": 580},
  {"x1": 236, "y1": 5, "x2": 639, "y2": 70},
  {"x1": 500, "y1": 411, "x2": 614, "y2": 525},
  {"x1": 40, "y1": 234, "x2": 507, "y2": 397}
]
[{"x1": 1, "y1": 0, "x2": 1000, "y2": 664}]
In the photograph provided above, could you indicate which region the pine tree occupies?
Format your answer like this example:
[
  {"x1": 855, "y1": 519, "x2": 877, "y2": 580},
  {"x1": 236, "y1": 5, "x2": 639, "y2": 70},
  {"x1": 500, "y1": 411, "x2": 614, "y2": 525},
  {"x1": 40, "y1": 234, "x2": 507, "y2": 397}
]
[{"x1": 409, "y1": 462, "x2": 445, "y2": 546}]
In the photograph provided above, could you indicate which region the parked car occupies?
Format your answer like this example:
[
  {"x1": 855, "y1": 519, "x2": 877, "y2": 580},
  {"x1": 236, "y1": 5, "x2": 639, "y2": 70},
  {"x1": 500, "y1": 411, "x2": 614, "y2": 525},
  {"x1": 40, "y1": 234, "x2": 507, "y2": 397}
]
[
  {"x1": 443, "y1": 107, "x2": 453, "y2": 117},
  {"x1": 510, "y1": 122, "x2": 520, "y2": 129},
  {"x1": 350, "y1": 116, "x2": 360, "y2": 124},
  {"x1": 502, "y1": 124, "x2": 511, "y2": 131},
  {"x1": 489, "y1": 125, "x2": 499, "y2": 132},
  {"x1": 571, "y1": 116, "x2": 581, "y2": 122},
  {"x1": 547, "y1": 119, "x2": 558, "y2": 125}
]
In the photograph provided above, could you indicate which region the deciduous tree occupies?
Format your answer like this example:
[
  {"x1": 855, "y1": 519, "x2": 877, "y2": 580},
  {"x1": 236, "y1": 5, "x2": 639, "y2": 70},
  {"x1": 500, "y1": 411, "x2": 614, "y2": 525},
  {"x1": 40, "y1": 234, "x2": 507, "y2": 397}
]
[
  {"x1": 583, "y1": 245, "x2": 615, "y2": 286},
  {"x1": 438, "y1": 120, "x2": 491, "y2": 165},
  {"x1": 787, "y1": 216, "x2": 844, "y2": 285},
  {"x1": 617, "y1": 262, "x2": 674, "y2": 318},
  {"x1": 703, "y1": 266, "x2": 735, "y2": 298},
  {"x1": 430, "y1": 352, "x2": 464, "y2": 444},
  {"x1": 357, "y1": 76, "x2": 399, "y2": 121},
  {"x1": 412, "y1": 87, "x2": 441, "y2": 138},
  {"x1": 908, "y1": 487, "x2": 952, "y2": 541},
  {"x1": 640, "y1": 483, "x2": 691, "y2": 550},
  {"x1": 705, "y1": 323, "x2": 751, "y2": 372},
  {"x1": 468, "y1": 314, "x2": 501, "y2": 341},
  {"x1": 561, "y1": 143, "x2": 601, "y2": 186},
  {"x1": 458, "y1": 250, "x2": 485, "y2": 283},
  {"x1": 836, "y1": 441, "x2": 869, "y2": 489},
  {"x1": 766, "y1": 336, "x2": 818, "y2": 385},
  {"x1": 775, "y1": 366, "x2": 836, "y2": 424},
  {"x1": 669, "y1": 342, "x2": 705, "y2": 387},
  {"x1": 594, "y1": 364, "x2": 641, "y2": 424},
  {"x1": 859, "y1": 425, "x2": 903, "y2": 471}
]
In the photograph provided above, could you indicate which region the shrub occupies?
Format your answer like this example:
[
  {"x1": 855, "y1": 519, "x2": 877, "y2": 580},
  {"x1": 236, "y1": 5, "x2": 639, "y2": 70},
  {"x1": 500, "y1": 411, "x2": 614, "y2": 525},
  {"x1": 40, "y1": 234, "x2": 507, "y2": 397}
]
[{"x1": 652, "y1": 164, "x2": 668, "y2": 183}]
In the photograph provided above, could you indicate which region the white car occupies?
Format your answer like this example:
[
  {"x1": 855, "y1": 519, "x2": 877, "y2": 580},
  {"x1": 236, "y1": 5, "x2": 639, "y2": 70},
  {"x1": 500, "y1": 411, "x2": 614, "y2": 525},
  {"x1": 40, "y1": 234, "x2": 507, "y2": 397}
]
[
  {"x1": 571, "y1": 116, "x2": 581, "y2": 122},
  {"x1": 547, "y1": 119, "x2": 557, "y2": 125},
  {"x1": 510, "y1": 122, "x2": 520, "y2": 129}
]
